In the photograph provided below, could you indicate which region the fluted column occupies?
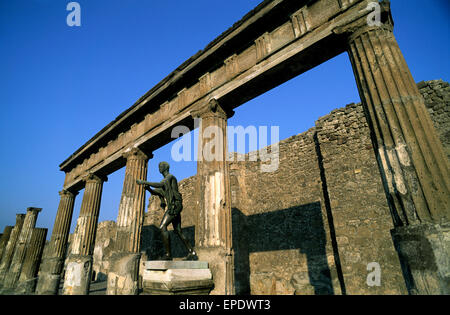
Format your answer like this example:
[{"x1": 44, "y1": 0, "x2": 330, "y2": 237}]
[
  {"x1": 106, "y1": 147, "x2": 149, "y2": 295},
  {"x1": 36, "y1": 189, "x2": 77, "y2": 295},
  {"x1": 345, "y1": 1, "x2": 450, "y2": 294},
  {"x1": 0, "y1": 214, "x2": 25, "y2": 284},
  {"x1": 0, "y1": 226, "x2": 13, "y2": 262},
  {"x1": 192, "y1": 99, "x2": 235, "y2": 295},
  {"x1": 346, "y1": 7, "x2": 449, "y2": 226},
  {"x1": 16, "y1": 228, "x2": 48, "y2": 294},
  {"x1": 3, "y1": 208, "x2": 41, "y2": 289},
  {"x1": 63, "y1": 173, "x2": 106, "y2": 295}
]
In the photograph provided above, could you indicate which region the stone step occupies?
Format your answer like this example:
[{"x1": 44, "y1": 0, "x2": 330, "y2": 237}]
[{"x1": 143, "y1": 260, "x2": 209, "y2": 270}]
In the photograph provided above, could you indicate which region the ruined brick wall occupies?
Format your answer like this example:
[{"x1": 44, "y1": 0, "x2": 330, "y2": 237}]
[
  {"x1": 418, "y1": 80, "x2": 450, "y2": 160},
  {"x1": 81, "y1": 80, "x2": 448, "y2": 295},
  {"x1": 315, "y1": 103, "x2": 406, "y2": 294},
  {"x1": 228, "y1": 130, "x2": 339, "y2": 295}
]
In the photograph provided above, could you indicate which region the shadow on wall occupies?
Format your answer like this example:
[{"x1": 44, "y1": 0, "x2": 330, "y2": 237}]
[
  {"x1": 232, "y1": 202, "x2": 334, "y2": 295},
  {"x1": 139, "y1": 203, "x2": 334, "y2": 295}
]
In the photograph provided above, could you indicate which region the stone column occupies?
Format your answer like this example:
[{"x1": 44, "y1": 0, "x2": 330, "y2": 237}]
[
  {"x1": 16, "y1": 228, "x2": 48, "y2": 294},
  {"x1": 3, "y1": 208, "x2": 41, "y2": 289},
  {"x1": 0, "y1": 226, "x2": 13, "y2": 262},
  {"x1": 345, "y1": 2, "x2": 450, "y2": 294},
  {"x1": 192, "y1": 99, "x2": 235, "y2": 295},
  {"x1": 0, "y1": 214, "x2": 25, "y2": 284},
  {"x1": 106, "y1": 147, "x2": 149, "y2": 295},
  {"x1": 36, "y1": 189, "x2": 77, "y2": 295},
  {"x1": 63, "y1": 173, "x2": 106, "y2": 295}
]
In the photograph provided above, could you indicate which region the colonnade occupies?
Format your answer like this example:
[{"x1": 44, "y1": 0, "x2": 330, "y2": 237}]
[{"x1": 1, "y1": 0, "x2": 448, "y2": 295}]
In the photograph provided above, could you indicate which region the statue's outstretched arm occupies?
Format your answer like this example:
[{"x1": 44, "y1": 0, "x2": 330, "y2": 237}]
[{"x1": 136, "y1": 179, "x2": 164, "y2": 188}]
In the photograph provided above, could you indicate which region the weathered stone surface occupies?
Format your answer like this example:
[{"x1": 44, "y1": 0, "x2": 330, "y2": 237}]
[
  {"x1": 62, "y1": 174, "x2": 105, "y2": 295},
  {"x1": 36, "y1": 189, "x2": 77, "y2": 295},
  {"x1": 0, "y1": 215, "x2": 25, "y2": 286},
  {"x1": 144, "y1": 261, "x2": 209, "y2": 270},
  {"x1": 57, "y1": 79, "x2": 449, "y2": 295},
  {"x1": 346, "y1": 6, "x2": 450, "y2": 225},
  {"x1": 192, "y1": 99, "x2": 235, "y2": 295},
  {"x1": 106, "y1": 252, "x2": 140, "y2": 295},
  {"x1": 142, "y1": 262, "x2": 214, "y2": 295},
  {"x1": 3, "y1": 208, "x2": 41, "y2": 289},
  {"x1": 92, "y1": 221, "x2": 116, "y2": 282},
  {"x1": 15, "y1": 228, "x2": 47, "y2": 294},
  {"x1": 392, "y1": 223, "x2": 450, "y2": 295},
  {"x1": 106, "y1": 147, "x2": 149, "y2": 295},
  {"x1": 418, "y1": 80, "x2": 450, "y2": 161},
  {"x1": 62, "y1": 255, "x2": 93, "y2": 295},
  {"x1": 30, "y1": 0, "x2": 450, "y2": 296},
  {"x1": 0, "y1": 226, "x2": 13, "y2": 262}
]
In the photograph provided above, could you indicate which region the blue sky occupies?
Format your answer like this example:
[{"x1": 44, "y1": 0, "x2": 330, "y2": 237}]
[{"x1": 0, "y1": 0, "x2": 449, "y2": 238}]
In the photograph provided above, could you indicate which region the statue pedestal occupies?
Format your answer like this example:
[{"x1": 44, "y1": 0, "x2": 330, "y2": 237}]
[{"x1": 142, "y1": 261, "x2": 214, "y2": 295}]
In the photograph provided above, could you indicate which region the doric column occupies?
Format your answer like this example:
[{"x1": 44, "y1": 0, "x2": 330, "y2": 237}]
[
  {"x1": 344, "y1": 1, "x2": 450, "y2": 294},
  {"x1": 346, "y1": 4, "x2": 449, "y2": 226},
  {"x1": 63, "y1": 173, "x2": 106, "y2": 295},
  {"x1": 106, "y1": 147, "x2": 149, "y2": 295},
  {"x1": 3, "y1": 207, "x2": 41, "y2": 289},
  {"x1": 16, "y1": 228, "x2": 48, "y2": 294},
  {"x1": 0, "y1": 214, "x2": 25, "y2": 284},
  {"x1": 192, "y1": 99, "x2": 235, "y2": 295},
  {"x1": 36, "y1": 189, "x2": 77, "y2": 295},
  {"x1": 0, "y1": 226, "x2": 13, "y2": 262}
]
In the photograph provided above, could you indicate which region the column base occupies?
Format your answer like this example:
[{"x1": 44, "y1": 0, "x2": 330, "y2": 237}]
[
  {"x1": 14, "y1": 277, "x2": 38, "y2": 295},
  {"x1": 62, "y1": 255, "x2": 93, "y2": 295},
  {"x1": 142, "y1": 260, "x2": 214, "y2": 295},
  {"x1": 2, "y1": 268, "x2": 20, "y2": 290},
  {"x1": 106, "y1": 252, "x2": 141, "y2": 295},
  {"x1": 35, "y1": 272, "x2": 61, "y2": 295},
  {"x1": 197, "y1": 247, "x2": 233, "y2": 295},
  {"x1": 391, "y1": 222, "x2": 450, "y2": 295},
  {"x1": 35, "y1": 256, "x2": 64, "y2": 295}
]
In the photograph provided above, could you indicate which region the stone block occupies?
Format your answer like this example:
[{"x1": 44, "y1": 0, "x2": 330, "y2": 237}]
[
  {"x1": 142, "y1": 260, "x2": 213, "y2": 295},
  {"x1": 144, "y1": 261, "x2": 209, "y2": 270}
]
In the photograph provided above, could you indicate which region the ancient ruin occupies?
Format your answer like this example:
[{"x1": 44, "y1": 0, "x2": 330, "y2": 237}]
[{"x1": 0, "y1": 0, "x2": 449, "y2": 295}]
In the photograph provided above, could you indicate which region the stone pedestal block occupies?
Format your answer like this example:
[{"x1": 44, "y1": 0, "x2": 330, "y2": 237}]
[
  {"x1": 391, "y1": 223, "x2": 450, "y2": 295},
  {"x1": 62, "y1": 255, "x2": 93, "y2": 295},
  {"x1": 106, "y1": 253, "x2": 141, "y2": 295},
  {"x1": 142, "y1": 261, "x2": 214, "y2": 295}
]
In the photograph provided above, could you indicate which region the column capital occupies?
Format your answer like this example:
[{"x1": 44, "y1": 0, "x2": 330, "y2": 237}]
[
  {"x1": 82, "y1": 173, "x2": 107, "y2": 184},
  {"x1": 122, "y1": 147, "x2": 151, "y2": 161},
  {"x1": 191, "y1": 98, "x2": 234, "y2": 120},
  {"x1": 26, "y1": 207, "x2": 42, "y2": 214},
  {"x1": 59, "y1": 189, "x2": 79, "y2": 198},
  {"x1": 333, "y1": 0, "x2": 394, "y2": 44}
]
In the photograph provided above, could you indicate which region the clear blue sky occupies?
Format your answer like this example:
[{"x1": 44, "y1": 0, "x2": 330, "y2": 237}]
[{"x1": 0, "y1": 1, "x2": 449, "y2": 239}]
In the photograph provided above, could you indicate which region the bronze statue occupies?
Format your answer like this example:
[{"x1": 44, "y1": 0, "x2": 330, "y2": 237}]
[{"x1": 137, "y1": 162, "x2": 197, "y2": 261}]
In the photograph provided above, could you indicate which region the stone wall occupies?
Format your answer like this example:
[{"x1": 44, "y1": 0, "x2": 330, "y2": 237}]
[
  {"x1": 60, "y1": 80, "x2": 449, "y2": 295},
  {"x1": 418, "y1": 80, "x2": 450, "y2": 160},
  {"x1": 315, "y1": 103, "x2": 406, "y2": 294}
]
